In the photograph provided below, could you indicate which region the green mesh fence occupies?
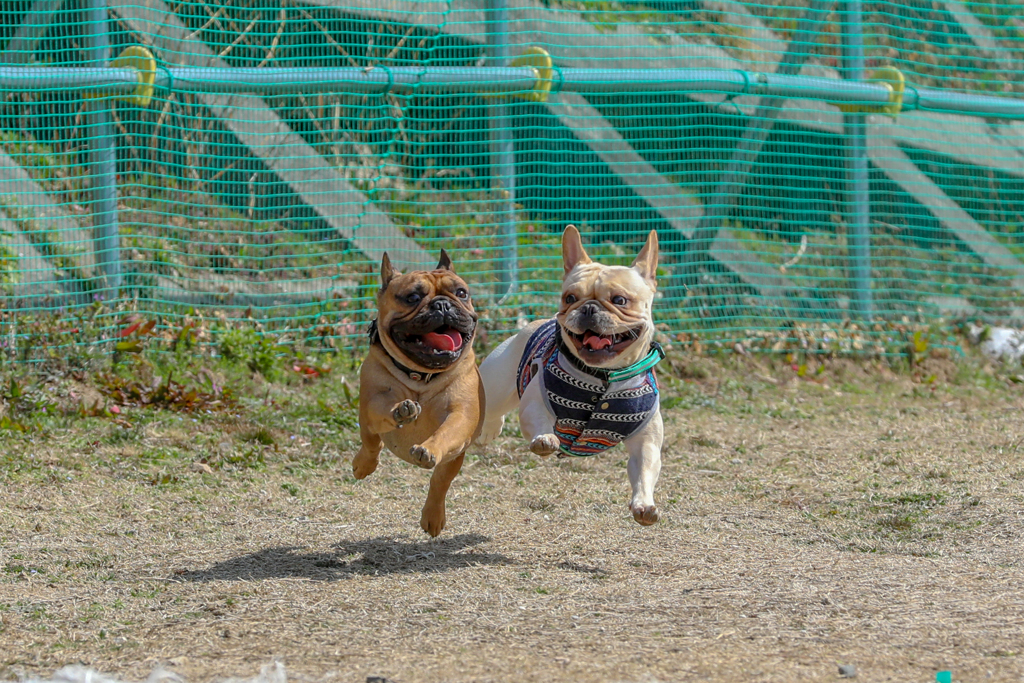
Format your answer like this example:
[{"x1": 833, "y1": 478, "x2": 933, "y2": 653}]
[{"x1": 1, "y1": 0, "x2": 1024, "y2": 355}]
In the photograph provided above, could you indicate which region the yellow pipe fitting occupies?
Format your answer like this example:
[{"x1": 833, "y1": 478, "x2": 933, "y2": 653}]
[
  {"x1": 510, "y1": 47, "x2": 553, "y2": 103},
  {"x1": 85, "y1": 45, "x2": 157, "y2": 106},
  {"x1": 480, "y1": 46, "x2": 553, "y2": 103},
  {"x1": 833, "y1": 66, "x2": 904, "y2": 120}
]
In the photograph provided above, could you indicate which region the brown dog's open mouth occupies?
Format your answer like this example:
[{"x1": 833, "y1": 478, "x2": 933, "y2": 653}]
[
  {"x1": 565, "y1": 326, "x2": 643, "y2": 357},
  {"x1": 394, "y1": 325, "x2": 465, "y2": 354}
]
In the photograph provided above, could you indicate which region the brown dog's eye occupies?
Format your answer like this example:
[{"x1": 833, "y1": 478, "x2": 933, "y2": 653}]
[
  {"x1": 612, "y1": 295, "x2": 628, "y2": 306},
  {"x1": 565, "y1": 294, "x2": 577, "y2": 305},
  {"x1": 455, "y1": 288, "x2": 468, "y2": 300},
  {"x1": 405, "y1": 292, "x2": 422, "y2": 305}
]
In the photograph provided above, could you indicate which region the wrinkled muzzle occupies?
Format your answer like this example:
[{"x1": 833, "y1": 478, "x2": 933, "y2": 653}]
[{"x1": 388, "y1": 296, "x2": 477, "y2": 369}]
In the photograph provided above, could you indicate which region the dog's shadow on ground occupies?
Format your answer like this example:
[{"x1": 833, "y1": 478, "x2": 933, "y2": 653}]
[{"x1": 174, "y1": 533, "x2": 512, "y2": 582}]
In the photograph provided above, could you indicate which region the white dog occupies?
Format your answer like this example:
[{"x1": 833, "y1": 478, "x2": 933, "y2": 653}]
[{"x1": 477, "y1": 225, "x2": 666, "y2": 526}]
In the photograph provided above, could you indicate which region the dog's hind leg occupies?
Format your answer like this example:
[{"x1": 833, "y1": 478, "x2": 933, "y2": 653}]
[
  {"x1": 420, "y1": 452, "x2": 465, "y2": 536},
  {"x1": 476, "y1": 385, "x2": 518, "y2": 447},
  {"x1": 353, "y1": 430, "x2": 382, "y2": 479},
  {"x1": 476, "y1": 332, "x2": 528, "y2": 446},
  {"x1": 518, "y1": 379, "x2": 559, "y2": 457},
  {"x1": 625, "y1": 410, "x2": 664, "y2": 526},
  {"x1": 355, "y1": 365, "x2": 418, "y2": 478}
]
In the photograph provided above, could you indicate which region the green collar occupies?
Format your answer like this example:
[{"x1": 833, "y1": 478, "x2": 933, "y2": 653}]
[
  {"x1": 558, "y1": 337, "x2": 666, "y2": 383},
  {"x1": 607, "y1": 342, "x2": 666, "y2": 382}
]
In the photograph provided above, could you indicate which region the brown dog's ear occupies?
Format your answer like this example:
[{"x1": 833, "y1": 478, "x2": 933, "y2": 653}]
[
  {"x1": 436, "y1": 248, "x2": 453, "y2": 271},
  {"x1": 632, "y1": 230, "x2": 659, "y2": 288},
  {"x1": 380, "y1": 252, "x2": 399, "y2": 289},
  {"x1": 562, "y1": 224, "x2": 592, "y2": 275}
]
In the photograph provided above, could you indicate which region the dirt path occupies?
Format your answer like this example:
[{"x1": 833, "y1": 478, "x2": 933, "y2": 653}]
[{"x1": 1, "y1": 360, "x2": 1023, "y2": 682}]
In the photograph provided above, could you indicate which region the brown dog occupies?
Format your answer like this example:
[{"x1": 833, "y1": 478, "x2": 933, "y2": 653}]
[{"x1": 353, "y1": 250, "x2": 484, "y2": 536}]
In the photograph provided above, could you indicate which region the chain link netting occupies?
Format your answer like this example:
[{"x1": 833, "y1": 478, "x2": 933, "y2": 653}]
[{"x1": 1, "y1": 0, "x2": 1023, "y2": 356}]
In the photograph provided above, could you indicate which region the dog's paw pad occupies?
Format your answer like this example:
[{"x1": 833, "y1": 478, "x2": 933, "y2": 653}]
[
  {"x1": 630, "y1": 504, "x2": 660, "y2": 526},
  {"x1": 409, "y1": 444, "x2": 436, "y2": 469},
  {"x1": 392, "y1": 399, "x2": 421, "y2": 427},
  {"x1": 529, "y1": 434, "x2": 559, "y2": 457}
]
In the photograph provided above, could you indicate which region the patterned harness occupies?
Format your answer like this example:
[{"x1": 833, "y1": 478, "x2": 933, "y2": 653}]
[{"x1": 516, "y1": 319, "x2": 661, "y2": 457}]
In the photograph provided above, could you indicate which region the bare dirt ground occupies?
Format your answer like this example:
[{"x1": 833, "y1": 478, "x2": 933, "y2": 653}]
[{"x1": 1, "y1": 353, "x2": 1023, "y2": 682}]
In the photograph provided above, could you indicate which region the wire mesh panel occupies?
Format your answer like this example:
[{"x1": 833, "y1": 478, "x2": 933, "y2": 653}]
[{"x1": 1, "y1": 0, "x2": 1023, "y2": 354}]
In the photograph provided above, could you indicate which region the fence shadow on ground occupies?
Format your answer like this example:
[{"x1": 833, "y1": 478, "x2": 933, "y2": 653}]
[{"x1": 172, "y1": 533, "x2": 513, "y2": 582}]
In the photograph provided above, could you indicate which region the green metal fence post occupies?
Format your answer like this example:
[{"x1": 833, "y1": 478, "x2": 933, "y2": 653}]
[
  {"x1": 486, "y1": 0, "x2": 518, "y2": 302},
  {"x1": 82, "y1": 0, "x2": 121, "y2": 294},
  {"x1": 841, "y1": 0, "x2": 873, "y2": 321}
]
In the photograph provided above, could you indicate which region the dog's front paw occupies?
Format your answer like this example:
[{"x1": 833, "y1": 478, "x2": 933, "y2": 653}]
[
  {"x1": 409, "y1": 444, "x2": 437, "y2": 469},
  {"x1": 630, "y1": 503, "x2": 661, "y2": 526},
  {"x1": 420, "y1": 506, "x2": 446, "y2": 537},
  {"x1": 392, "y1": 399, "x2": 421, "y2": 428},
  {"x1": 529, "y1": 434, "x2": 560, "y2": 457}
]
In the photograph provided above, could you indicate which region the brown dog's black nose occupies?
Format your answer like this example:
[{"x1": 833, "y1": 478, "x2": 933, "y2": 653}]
[
  {"x1": 430, "y1": 298, "x2": 453, "y2": 313},
  {"x1": 579, "y1": 302, "x2": 598, "y2": 317}
]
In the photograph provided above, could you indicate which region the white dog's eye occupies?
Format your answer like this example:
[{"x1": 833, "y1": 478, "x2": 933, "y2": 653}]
[
  {"x1": 565, "y1": 294, "x2": 577, "y2": 305},
  {"x1": 612, "y1": 295, "x2": 628, "y2": 306}
]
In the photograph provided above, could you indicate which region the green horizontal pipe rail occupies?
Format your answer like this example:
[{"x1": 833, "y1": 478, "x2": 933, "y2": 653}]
[
  {"x1": 906, "y1": 87, "x2": 1024, "y2": 120},
  {"x1": 0, "y1": 66, "x2": 139, "y2": 92},
  {"x1": 3, "y1": 65, "x2": 1024, "y2": 120}
]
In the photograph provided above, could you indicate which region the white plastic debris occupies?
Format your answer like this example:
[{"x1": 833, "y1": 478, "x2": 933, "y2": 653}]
[
  {"x1": 6, "y1": 662, "x2": 284, "y2": 683},
  {"x1": 967, "y1": 324, "x2": 1024, "y2": 364}
]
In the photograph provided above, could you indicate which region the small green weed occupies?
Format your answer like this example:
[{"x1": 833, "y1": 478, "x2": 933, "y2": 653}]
[
  {"x1": 239, "y1": 427, "x2": 277, "y2": 446},
  {"x1": 218, "y1": 448, "x2": 266, "y2": 470},
  {"x1": 877, "y1": 515, "x2": 915, "y2": 532},
  {"x1": 220, "y1": 329, "x2": 284, "y2": 379}
]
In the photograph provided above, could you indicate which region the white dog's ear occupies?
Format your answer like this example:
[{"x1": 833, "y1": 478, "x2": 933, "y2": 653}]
[
  {"x1": 436, "y1": 248, "x2": 453, "y2": 271},
  {"x1": 632, "y1": 230, "x2": 659, "y2": 288},
  {"x1": 380, "y1": 252, "x2": 399, "y2": 288},
  {"x1": 562, "y1": 224, "x2": 592, "y2": 275}
]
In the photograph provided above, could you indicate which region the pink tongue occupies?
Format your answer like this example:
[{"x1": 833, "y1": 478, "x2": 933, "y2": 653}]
[
  {"x1": 423, "y1": 330, "x2": 462, "y2": 351},
  {"x1": 583, "y1": 331, "x2": 612, "y2": 350}
]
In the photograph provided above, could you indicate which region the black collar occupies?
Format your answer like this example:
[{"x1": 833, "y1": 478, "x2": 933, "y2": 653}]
[{"x1": 367, "y1": 319, "x2": 439, "y2": 384}]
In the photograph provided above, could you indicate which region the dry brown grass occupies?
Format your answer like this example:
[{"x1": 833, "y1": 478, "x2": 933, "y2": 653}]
[{"x1": 1, "y1": 354, "x2": 1024, "y2": 682}]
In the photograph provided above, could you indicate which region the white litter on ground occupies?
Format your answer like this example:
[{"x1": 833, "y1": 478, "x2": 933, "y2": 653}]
[
  {"x1": 4, "y1": 662, "x2": 289, "y2": 683},
  {"x1": 967, "y1": 323, "x2": 1024, "y2": 364}
]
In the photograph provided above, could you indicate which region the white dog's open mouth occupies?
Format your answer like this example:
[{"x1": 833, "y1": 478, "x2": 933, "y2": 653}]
[{"x1": 565, "y1": 326, "x2": 643, "y2": 357}]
